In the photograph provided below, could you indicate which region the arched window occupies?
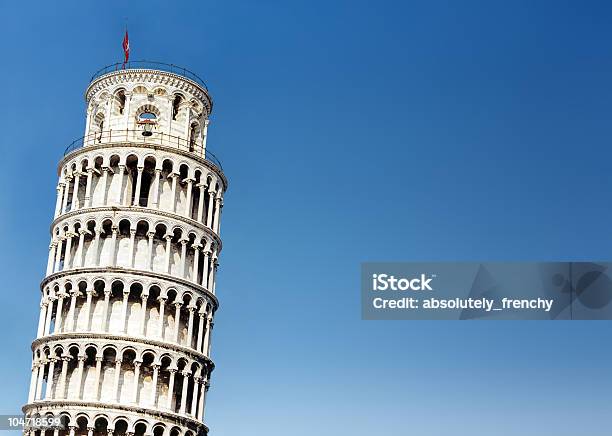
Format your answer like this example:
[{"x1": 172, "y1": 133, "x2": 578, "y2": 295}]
[
  {"x1": 134, "y1": 105, "x2": 160, "y2": 137},
  {"x1": 172, "y1": 95, "x2": 183, "y2": 120},
  {"x1": 189, "y1": 122, "x2": 200, "y2": 152},
  {"x1": 116, "y1": 90, "x2": 126, "y2": 115},
  {"x1": 94, "y1": 113, "x2": 105, "y2": 142},
  {"x1": 137, "y1": 111, "x2": 157, "y2": 137}
]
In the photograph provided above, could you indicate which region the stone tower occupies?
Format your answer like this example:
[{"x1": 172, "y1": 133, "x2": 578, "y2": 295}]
[{"x1": 23, "y1": 62, "x2": 226, "y2": 436}]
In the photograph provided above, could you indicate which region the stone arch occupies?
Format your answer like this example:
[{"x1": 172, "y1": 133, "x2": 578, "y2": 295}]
[
  {"x1": 112, "y1": 417, "x2": 130, "y2": 435},
  {"x1": 171, "y1": 93, "x2": 185, "y2": 121},
  {"x1": 152, "y1": 423, "x2": 166, "y2": 436},
  {"x1": 152, "y1": 87, "x2": 167, "y2": 96},
  {"x1": 99, "y1": 346, "x2": 118, "y2": 403},
  {"x1": 133, "y1": 421, "x2": 148, "y2": 436},
  {"x1": 132, "y1": 85, "x2": 149, "y2": 94},
  {"x1": 112, "y1": 88, "x2": 127, "y2": 116},
  {"x1": 57, "y1": 413, "x2": 72, "y2": 432},
  {"x1": 93, "y1": 415, "x2": 109, "y2": 436},
  {"x1": 82, "y1": 344, "x2": 100, "y2": 400},
  {"x1": 118, "y1": 348, "x2": 137, "y2": 404},
  {"x1": 93, "y1": 112, "x2": 105, "y2": 142},
  {"x1": 134, "y1": 103, "x2": 161, "y2": 119},
  {"x1": 125, "y1": 281, "x2": 145, "y2": 335},
  {"x1": 75, "y1": 414, "x2": 91, "y2": 436},
  {"x1": 188, "y1": 121, "x2": 200, "y2": 152},
  {"x1": 139, "y1": 155, "x2": 157, "y2": 207}
]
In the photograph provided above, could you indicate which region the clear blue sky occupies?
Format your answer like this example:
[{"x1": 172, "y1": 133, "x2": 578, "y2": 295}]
[{"x1": 1, "y1": 1, "x2": 612, "y2": 435}]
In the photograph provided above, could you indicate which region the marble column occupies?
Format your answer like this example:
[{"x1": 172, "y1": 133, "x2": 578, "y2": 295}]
[
  {"x1": 71, "y1": 172, "x2": 81, "y2": 210},
  {"x1": 27, "y1": 364, "x2": 38, "y2": 402},
  {"x1": 83, "y1": 287, "x2": 95, "y2": 331},
  {"x1": 191, "y1": 244, "x2": 201, "y2": 283},
  {"x1": 67, "y1": 291, "x2": 78, "y2": 332},
  {"x1": 210, "y1": 258, "x2": 218, "y2": 294},
  {"x1": 75, "y1": 229, "x2": 87, "y2": 268},
  {"x1": 53, "y1": 294, "x2": 65, "y2": 334},
  {"x1": 206, "y1": 191, "x2": 215, "y2": 228},
  {"x1": 179, "y1": 371, "x2": 191, "y2": 415},
  {"x1": 44, "y1": 358, "x2": 56, "y2": 399},
  {"x1": 203, "y1": 316, "x2": 213, "y2": 357},
  {"x1": 164, "y1": 235, "x2": 173, "y2": 273},
  {"x1": 75, "y1": 355, "x2": 86, "y2": 399},
  {"x1": 198, "y1": 378, "x2": 208, "y2": 420},
  {"x1": 93, "y1": 356, "x2": 103, "y2": 401},
  {"x1": 196, "y1": 184, "x2": 206, "y2": 223},
  {"x1": 151, "y1": 168, "x2": 162, "y2": 209},
  {"x1": 121, "y1": 289, "x2": 130, "y2": 333},
  {"x1": 54, "y1": 183, "x2": 65, "y2": 218},
  {"x1": 63, "y1": 233, "x2": 73, "y2": 269},
  {"x1": 184, "y1": 178, "x2": 194, "y2": 217},
  {"x1": 101, "y1": 289, "x2": 111, "y2": 332},
  {"x1": 151, "y1": 364, "x2": 160, "y2": 407},
  {"x1": 84, "y1": 168, "x2": 94, "y2": 207},
  {"x1": 92, "y1": 227, "x2": 102, "y2": 267},
  {"x1": 53, "y1": 238, "x2": 63, "y2": 272},
  {"x1": 133, "y1": 167, "x2": 144, "y2": 206},
  {"x1": 166, "y1": 368, "x2": 177, "y2": 410},
  {"x1": 117, "y1": 165, "x2": 127, "y2": 206},
  {"x1": 46, "y1": 242, "x2": 56, "y2": 275},
  {"x1": 37, "y1": 300, "x2": 47, "y2": 338},
  {"x1": 139, "y1": 293, "x2": 148, "y2": 336},
  {"x1": 201, "y1": 251, "x2": 210, "y2": 289},
  {"x1": 213, "y1": 197, "x2": 222, "y2": 232},
  {"x1": 146, "y1": 232, "x2": 155, "y2": 270},
  {"x1": 179, "y1": 239, "x2": 188, "y2": 278},
  {"x1": 131, "y1": 361, "x2": 142, "y2": 403},
  {"x1": 170, "y1": 173, "x2": 178, "y2": 213},
  {"x1": 157, "y1": 296, "x2": 167, "y2": 340},
  {"x1": 35, "y1": 360, "x2": 45, "y2": 400},
  {"x1": 196, "y1": 308, "x2": 206, "y2": 352},
  {"x1": 57, "y1": 356, "x2": 69, "y2": 399},
  {"x1": 173, "y1": 302, "x2": 182, "y2": 343},
  {"x1": 109, "y1": 226, "x2": 119, "y2": 267},
  {"x1": 186, "y1": 304, "x2": 195, "y2": 348},
  {"x1": 113, "y1": 359, "x2": 122, "y2": 402},
  {"x1": 190, "y1": 376, "x2": 200, "y2": 416},
  {"x1": 61, "y1": 176, "x2": 72, "y2": 213},
  {"x1": 128, "y1": 229, "x2": 137, "y2": 268},
  {"x1": 44, "y1": 298, "x2": 54, "y2": 335},
  {"x1": 100, "y1": 168, "x2": 110, "y2": 205}
]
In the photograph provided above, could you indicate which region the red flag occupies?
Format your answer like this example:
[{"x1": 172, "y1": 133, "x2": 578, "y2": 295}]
[{"x1": 122, "y1": 30, "x2": 130, "y2": 67}]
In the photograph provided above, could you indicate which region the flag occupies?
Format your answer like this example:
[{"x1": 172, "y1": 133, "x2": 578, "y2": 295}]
[{"x1": 122, "y1": 30, "x2": 130, "y2": 68}]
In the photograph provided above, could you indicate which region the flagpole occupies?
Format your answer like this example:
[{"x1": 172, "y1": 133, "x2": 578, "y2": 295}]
[
  {"x1": 122, "y1": 21, "x2": 129, "y2": 70},
  {"x1": 124, "y1": 18, "x2": 128, "y2": 69}
]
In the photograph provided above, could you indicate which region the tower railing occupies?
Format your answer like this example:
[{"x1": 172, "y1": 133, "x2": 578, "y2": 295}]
[
  {"x1": 90, "y1": 60, "x2": 208, "y2": 90},
  {"x1": 63, "y1": 130, "x2": 223, "y2": 170}
]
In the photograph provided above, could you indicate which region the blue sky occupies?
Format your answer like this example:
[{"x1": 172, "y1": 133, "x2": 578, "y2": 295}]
[{"x1": 1, "y1": 0, "x2": 612, "y2": 434}]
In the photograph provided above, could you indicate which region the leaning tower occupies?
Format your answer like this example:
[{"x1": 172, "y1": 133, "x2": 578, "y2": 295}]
[{"x1": 23, "y1": 62, "x2": 226, "y2": 436}]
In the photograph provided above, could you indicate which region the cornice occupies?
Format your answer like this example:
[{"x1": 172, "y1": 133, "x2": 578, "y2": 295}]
[
  {"x1": 50, "y1": 206, "x2": 222, "y2": 251},
  {"x1": 40, "y1": 267, "x2": 219, "y2": 310},
  {"x1": 22, "y1": 400, "x2": 207, "y2": 433},
  {"x1": 60, "y1": 142, "x2": 227, "y2": 189},
  {"x1": 31, "y1": 332, "x2": 215, "y2": 370}
]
